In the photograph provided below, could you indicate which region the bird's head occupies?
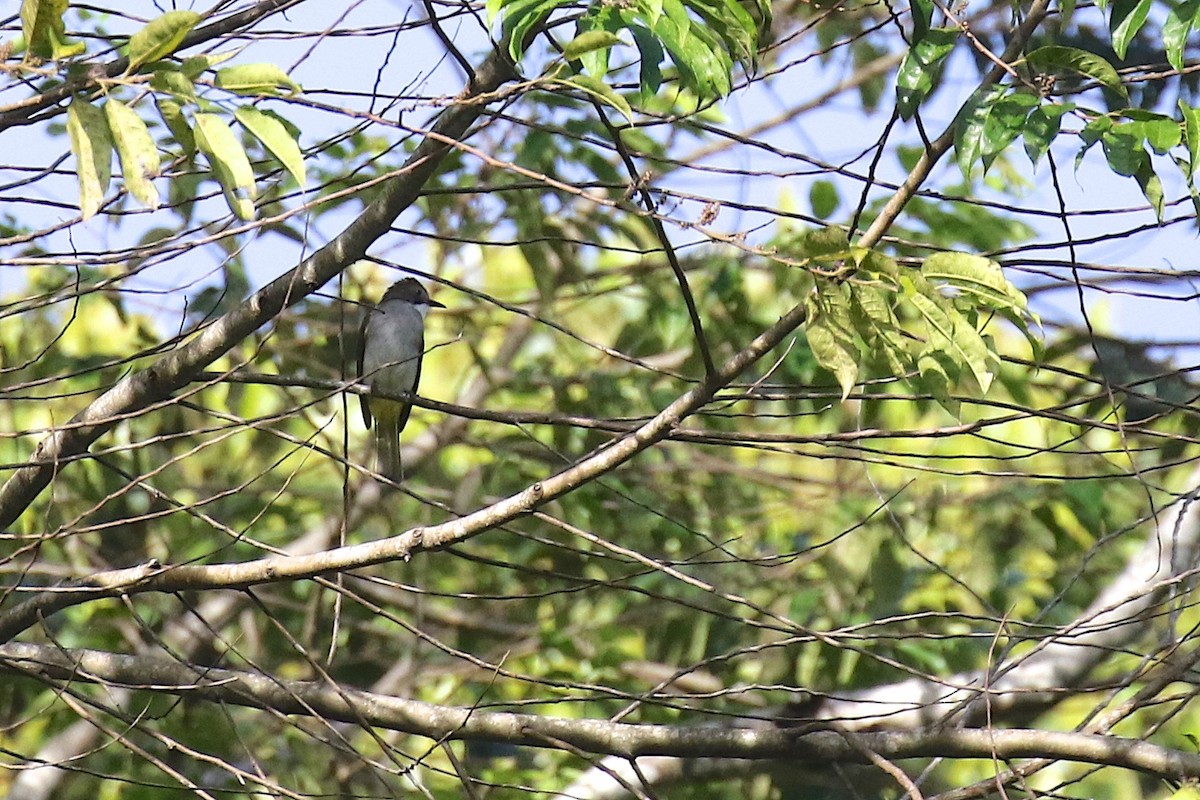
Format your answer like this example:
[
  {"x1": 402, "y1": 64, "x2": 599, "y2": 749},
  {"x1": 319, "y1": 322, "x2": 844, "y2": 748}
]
[{"x1": 381, "y1": 278, "x2": 446, "y2": 310}]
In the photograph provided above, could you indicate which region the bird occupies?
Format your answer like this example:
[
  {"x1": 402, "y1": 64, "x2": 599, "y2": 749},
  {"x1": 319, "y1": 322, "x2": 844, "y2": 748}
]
[{"x1": 357, "y1": 278, "x2": 444, "y2": 481}]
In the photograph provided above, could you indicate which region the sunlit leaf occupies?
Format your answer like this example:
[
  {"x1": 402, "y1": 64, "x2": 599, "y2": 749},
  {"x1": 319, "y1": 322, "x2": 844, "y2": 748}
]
[
  {"x1": 954, "y1": 85, "x2": 1008, "y2": 177},
  {"x1": 650, "y1": 0, "x2": 734, "y2": 99},
  {"x1": 127, "y1": 10, "x2": 201, "y2": 71},
  {"x1": 1134, "y1": 160, "x2": 1165, "y2": 222},
  {"x1": 21, "y1": 0, "x2": 83, "y2": 59},
  {"x1": 1131, "y1": 116, "x2": 1183, "y2": 155},
  {"x1": 555, "y1": 74, "x2": 633, "y2": 121},
  {"x1": 150, "y1": 67, "x2": 197, "y2": 101},
  {"x1": 194, "y1": 112, "x2": 257, "y2": 220},
  {"x1": 1165, "y1": 0, "x2": 1200, "y2": 72},
  {"x1": 66, "y1": 95, "x2": 112, "y2": 220},
  {"x1": 215, "y1": 63, "x2": 301, "y2": 96},
  {"x1": 1025, "y1": 46, "x2": 1127, "y2": 100},
  {"x1": 850, "y1": 287, "x2": 909, "y2": 377},
  {"x1": 806, "y1": 283, "x2": 859, "y2": 399},
  {"x1": 895, "y1": 27, "x2": 958, "y2": 121},
  {"x1": 573, "y1": 11, "x2": 622, "y2": 77},
  {"x1": 1024, "y1": 103, "x2": 1073, "y2": 166},
  {"x1": 1100, "y1": 127, "x2": 1147, "y2": 177},
  {"x1": 105, "y1": 98, "x2": 161, "y2": 210},
  {"x1": 180, "y1": 51, "x2": 235, "y2": 79},
  {"x1": 1108, "y1": 0, "x2": 1152, "y2": 60},
  {"x1": 498, "y1": 0, "x2": 565, "y2": 61},
  {"x1": 1182, "y1": 101, "x2": 1200, "y2": 174},
  {"x1": 234, "y1": 106, "x2": 306, "y2": 187},
  {"x1": 910, "y1": 292, "x2": 995, "y2": 392},
  {"x1": 156, "y1": 98, "x2": 195, "y2": 155},
  {"x1": 563, "y1": 29, "x2": 625, "y2": 64},
  {"x1": 855, "y1": 248, "x2": 900, "y2": 282},
  {"x1": 921, "y1": 251, "x2": 1027, "y2": 315}
]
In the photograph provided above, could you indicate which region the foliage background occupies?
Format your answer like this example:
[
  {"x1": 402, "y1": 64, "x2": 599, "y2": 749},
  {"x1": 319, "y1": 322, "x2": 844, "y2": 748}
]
[{"x1": 3, "y1": 1, "x2": 1200, "y2": 799}]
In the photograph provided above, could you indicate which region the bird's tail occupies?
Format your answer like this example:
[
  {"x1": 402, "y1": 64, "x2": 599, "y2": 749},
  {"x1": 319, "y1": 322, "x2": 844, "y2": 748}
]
[{"x1": 374, "y1": 415, "x2": 403, "y2": 482}]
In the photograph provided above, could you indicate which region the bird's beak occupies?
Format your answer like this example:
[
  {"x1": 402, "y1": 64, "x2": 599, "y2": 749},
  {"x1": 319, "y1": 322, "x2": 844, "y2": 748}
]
[{"x1": 428, "y1": 299, "x2": 447, "y2": 309}]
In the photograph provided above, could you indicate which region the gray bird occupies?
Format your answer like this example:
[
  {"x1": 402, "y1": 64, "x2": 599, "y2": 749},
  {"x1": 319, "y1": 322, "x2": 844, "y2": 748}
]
[{"x1": 357, "y1": 278, "x2": 444, "y2": 481}]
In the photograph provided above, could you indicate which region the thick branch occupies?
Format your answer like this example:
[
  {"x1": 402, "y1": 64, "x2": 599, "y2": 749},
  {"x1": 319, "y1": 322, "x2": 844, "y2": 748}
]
[{"x1": 2, "y1": 642, "x2": 1198, "y2": 780}]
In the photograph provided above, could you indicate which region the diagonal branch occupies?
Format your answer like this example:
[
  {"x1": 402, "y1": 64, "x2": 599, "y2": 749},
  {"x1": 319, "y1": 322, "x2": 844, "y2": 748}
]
[
  {"x1": 0, "y1": 50, "x2": 519, "y2": 531},
  {"x1": 0, "y1": 299, "x2": 807, "y2": 640}
]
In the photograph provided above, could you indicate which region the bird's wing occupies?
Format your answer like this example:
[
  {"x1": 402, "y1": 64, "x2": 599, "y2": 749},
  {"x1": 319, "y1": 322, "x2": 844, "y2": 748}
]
[
  {"x1": 396, "y1": 332, "x2": 422, "y2": 433},
  {"x1": 357, "y1": 307, "x2": 372, "y2": 429}
]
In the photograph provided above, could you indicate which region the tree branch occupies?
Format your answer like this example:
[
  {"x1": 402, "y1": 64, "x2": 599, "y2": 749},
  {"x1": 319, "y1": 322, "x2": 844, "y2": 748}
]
[
  {"x1": 0, "y1": 0, "x2": 306, "y2": 129},
  {"x1": 0, "y1": 298, "x2": 807, "y2": 640},
  {"x1": 3, "y1": 642, "x2": 1199, "y2": 781},
  {"x1": 0, "y1": 49, "x2": 519, "y2": 531}
]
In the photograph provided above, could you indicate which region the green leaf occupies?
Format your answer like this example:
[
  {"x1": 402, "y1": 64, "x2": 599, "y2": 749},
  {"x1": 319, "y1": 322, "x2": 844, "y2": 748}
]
[
  {"x1": 954, "y1": 85, "x2": 1008, "y2": 178},
  {"x1": 564, "y1": 29, "x2": 625, "y2": 66},
  {"x1": 895, "y1": 27, "x2": 958, "y2": 121},
  {"x1": 682, "y1": 0, "x2": 758, "y2": 68},
  {"x1": 809, "y1": 180, "x2": 840, "y2": 219},
  {"x1": 911, "y1": 0, "x2": 934, "y2": 44},
  {"x1": 1100, "y1": 127, "x2": 1148, "y2": 177},
  {"x1": 499, "y1": 0, "x2": 565, "y2": 61},
  {"x1": 1165, "y1": 0, "x2": 1200, "y2": 72},
  {"x1": 921, "y1": 251, "x2": 1027, "y2": 314},
  {"x1": 180, "y1": 51, "x2": 235, "y2": 79},
  {"x1": 127, "y1": 10, "x2": 201, "y2": 72},
  {"x1": 855, "y1": 248, "x2": 901, "y2": 282},
  {"x1": 104, "y1": 99, "x2": 161, "y2": 210},
  {"x1": 21, "y1": 0, "x2": 83, "y2": 59},
  {"x1": 910, "y1": 292, "x2": 995, "y2": 392},
  {"x1": 1174, "y1": 154, "x2": 1200, "y2": 218},
  {"x1": 1134, "y1": 159, "x2": 1165, "y2": 222},
  {"x1": 637, "y1": 0, "x2": 665, "y2": 28},
  {"x1": 21, "y1": 0, "x2": 62, "y2": 53},
  {"x1": 1182, "y1": 101, "x2": 1200, "y2": 175},
  {"x1": 1140, "y1": 118, "x2": 1183, "y2": 155},
  {"x1": 980, "y1": 91, "x2": 1038, "y2": 172},
  {"x1": 555, "y1": 74, "x2": 634, "y2": 122},
  {"x1": 150, "y1": 67, "x2": 197, "y2": 101},
  {"x1": 650, "y1": 0, "x2": 734, "y2": 99},
  {"x1": 792, "y1": 225, "x2": 851, "y2": 261},
  {"x1": 1025, "y1": 46, "x2": 1127, "y2": 100},
  {"x1": 628, "y1": 23, "x2": 665, "y2": 101},
  {"x1": 916, "y1": 348, "x2": 958, "y2": 411},
  {"x1": 850, "y1": 287, "x2": 909, "y2": 378},
  {"x1": 234, "y1": 106, "x2": 306, "y2": 188},
  {"x1": 66, "y1": 95, "x2": 112, "y2": 220},
  {"x1": 574, "y1": 11, "x2": 622, "y2": 78},
  {"x1": 806, "y1": 284, "x2": 859, "y2": 399},
  {"x1": 215, "y1": 63, "x2": 301, "y2": 96},
  {"x1": 1024, "y1": 103, "x2": 1072, "y2": 167},
  {"x1": 156, "y1": 98, "x2": 195, "y2": 156},
  {"x1": 193, "y1": 112, "x2": 257, "y2": 220},
  {"x1": 1109, "y1": 0, "x2": 1152, "y2": 60},
  {"x1": 1081, "y1": 115, "x2": 1113, "y2": 145}
]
